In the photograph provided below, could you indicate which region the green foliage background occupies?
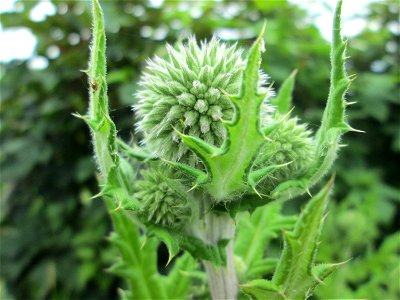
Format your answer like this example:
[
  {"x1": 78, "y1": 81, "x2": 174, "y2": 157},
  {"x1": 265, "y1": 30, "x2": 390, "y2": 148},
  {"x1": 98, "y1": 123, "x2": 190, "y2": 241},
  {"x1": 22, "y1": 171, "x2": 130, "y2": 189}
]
[{"x1": 0, "y1": 0, "x2": 398, "y2": 299}]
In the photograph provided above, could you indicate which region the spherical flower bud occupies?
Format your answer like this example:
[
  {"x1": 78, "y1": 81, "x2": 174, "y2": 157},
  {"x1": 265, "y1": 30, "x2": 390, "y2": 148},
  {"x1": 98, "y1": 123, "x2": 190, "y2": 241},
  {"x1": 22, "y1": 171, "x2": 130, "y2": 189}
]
[
  {"x1": 255, "y1": 118, "x2": 314, "y2": 192},
  {"x1": 135, "y1": 170, "x2": 191, "y2": 229},
  {"x1": 135, "y1": 36, "x2": 245, "y2": 164}
]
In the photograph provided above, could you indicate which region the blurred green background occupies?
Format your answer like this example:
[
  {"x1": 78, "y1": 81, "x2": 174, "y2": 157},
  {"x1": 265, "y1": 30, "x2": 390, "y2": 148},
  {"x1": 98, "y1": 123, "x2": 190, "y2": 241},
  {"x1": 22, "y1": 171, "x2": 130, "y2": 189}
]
[{"x1": 0, "y1": 0, "x2": 399, "y2": 299}]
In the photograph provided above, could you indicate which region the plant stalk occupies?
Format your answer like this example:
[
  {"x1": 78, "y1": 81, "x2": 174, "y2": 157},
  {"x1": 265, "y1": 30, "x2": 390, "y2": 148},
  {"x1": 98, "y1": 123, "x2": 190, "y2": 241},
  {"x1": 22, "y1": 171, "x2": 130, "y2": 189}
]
[{"x1": 202, "y1": 212, "x2": 238, "y2": 300}]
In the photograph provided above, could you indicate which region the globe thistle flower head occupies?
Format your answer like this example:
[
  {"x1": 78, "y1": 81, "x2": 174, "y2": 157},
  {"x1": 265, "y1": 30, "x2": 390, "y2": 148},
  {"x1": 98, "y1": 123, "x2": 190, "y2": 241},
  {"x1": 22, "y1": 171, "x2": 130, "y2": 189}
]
[
  {"x1": 135, "y1": 170, "x2": 191, "y2": 229},
  {"x1": 136, "y1": 36, "x2": 251, "y2": 165},
  {"x1": 255, "y1": 117, "x2": 314, "y2": 192}
]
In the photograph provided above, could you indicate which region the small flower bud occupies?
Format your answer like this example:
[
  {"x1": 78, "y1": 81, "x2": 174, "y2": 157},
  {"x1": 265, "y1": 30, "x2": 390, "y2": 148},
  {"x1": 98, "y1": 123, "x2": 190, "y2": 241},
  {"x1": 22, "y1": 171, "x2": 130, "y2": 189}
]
[
  {"x1": 136, "y1": 170, "x2": 192, "y2": 229},
  {"x1": 177, "y1": 92, "x2": 196, "y2": 107},
  {"x1": 199, "y1": 115, "x2": 211, "y2": 133},
  {"x1": 194, "y1": 99, "x2": 208, "y2": 113},
  {"x1": 204, "y1": 132, "x2": 215, "y2": 145},
  {"x1": 255, "y1": 118, "x2": 314, "y2": 192},
  {"x1": 184, "y1": 111, "x2": 199, "y2": 127},
  {"x1": 191, "y1": 80, "x2": 207, "y2": 95},
  {"x1": 211, "y1": 121, "x2": 226, "y2": 138},
  {"x1": 206, "y1": 88, "x2": 221, "y2": 104},
  {"x1": 168, "y1": 105, "x2": 186, "y2": 120},
  {"x1": 208, "y1": 105, "x2": 223, "y2": 121}
]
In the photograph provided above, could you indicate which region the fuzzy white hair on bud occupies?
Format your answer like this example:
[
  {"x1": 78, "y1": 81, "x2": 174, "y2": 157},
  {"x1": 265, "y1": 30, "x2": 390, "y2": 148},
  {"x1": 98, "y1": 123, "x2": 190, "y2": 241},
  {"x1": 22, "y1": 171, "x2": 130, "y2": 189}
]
[{"x1": 135, "y1": 36, "x2": 251, "y2": 165}]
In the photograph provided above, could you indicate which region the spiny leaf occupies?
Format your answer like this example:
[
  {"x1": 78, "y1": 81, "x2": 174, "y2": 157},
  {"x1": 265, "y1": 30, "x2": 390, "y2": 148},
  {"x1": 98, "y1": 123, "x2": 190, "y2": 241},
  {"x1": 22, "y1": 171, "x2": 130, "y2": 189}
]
[
  {"x1": 87, "y1": 2, "x2": 169, "y2": 299},
  {"x1": 240, "y1": 21, "x2": 266, "y2": 98},
  {"x1": 204, "y1": 24, "x2": 269, "y2": 201},
  {"x1": 106, "y1": 213, "x2": 168, "y2": 299},
  {"x1": 312, "y1": 0, "x2": 352, "y2": 184},
  {"x1": 161, "y1": 159, "x2": 209, "y2": 186},
  {"x1": 269, "y1": 0, "x2": 352, "y2": 203},
  {"x1": 87, "y1": 0, "x2": 119, "y2": 177},
  {"x1": 72, "y1": 112, "x2": 100, "y2": 131},
  {"x1": 248, "y1": 162, "x2": 293, "y2": 189},
  {"x1": 177, "y1": 130, "x2": 223, "y2": 157},
  {"x1": 177, "y1": 130, "x2": 223, "y2": 172},
  {"x1": 272, "y1": 177, "x2": 335, "y2": 299},
  {"x1": 241, "y1": 177, "x2": 336, "y2": 300},
  {"x1": 312, "y1": 262, "x2": 345, "y2": 284},
  {"x1": 271, "y1": 69, "x2": 297, "y2": 115},
  {"x1": 319, "y1": 0, "x2": 350, "y2": 132}
]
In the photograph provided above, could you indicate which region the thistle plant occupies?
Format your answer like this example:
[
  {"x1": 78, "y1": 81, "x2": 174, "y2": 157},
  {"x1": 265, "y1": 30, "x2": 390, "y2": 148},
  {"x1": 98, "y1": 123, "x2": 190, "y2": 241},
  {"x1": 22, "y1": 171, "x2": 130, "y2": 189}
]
[{"x1": 79, "y1": 0, "x2": 358, "y2": 299}]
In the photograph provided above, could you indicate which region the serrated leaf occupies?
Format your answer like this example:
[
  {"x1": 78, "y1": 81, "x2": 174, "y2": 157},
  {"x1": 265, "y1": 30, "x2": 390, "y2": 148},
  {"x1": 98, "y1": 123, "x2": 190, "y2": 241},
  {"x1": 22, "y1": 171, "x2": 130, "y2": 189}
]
[
  {"x1": 106, "y1": 211, "x2": 168, "y2": 299},
  {"x1": 240, "y1": 22, "x2": 266, "y2": 98},
  {"x1": 203, "y1": 23, "x2": 270, "y2": 201},
  {"x1": 311, "y1": 0, "x2": 352, "y2": 184},
  {"x1": 87, "y1": 0, "x2": 120, "y2": 177},
  {"x1": 178, "y1": 131, "x2": 223, "y2": 159},
  {"x1": 161, "y1": 159, "x2": 209, "y2": 186},
  {"x1": 267, "y1": 0, "x2": 353, "y2": 204},
  {"x1": 86, "y1": 2, "x2": 169, "y2": 299},
  {"x1": 271, "y1": 177, "x2": 335, "y2": 299}
]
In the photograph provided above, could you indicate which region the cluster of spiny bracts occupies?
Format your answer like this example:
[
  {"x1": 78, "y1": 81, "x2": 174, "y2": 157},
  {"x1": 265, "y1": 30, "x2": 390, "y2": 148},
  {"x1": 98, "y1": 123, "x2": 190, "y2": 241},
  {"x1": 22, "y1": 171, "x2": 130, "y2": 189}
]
[{"x1": 132, "y1": 29, "x2": 347, "y2": 230}]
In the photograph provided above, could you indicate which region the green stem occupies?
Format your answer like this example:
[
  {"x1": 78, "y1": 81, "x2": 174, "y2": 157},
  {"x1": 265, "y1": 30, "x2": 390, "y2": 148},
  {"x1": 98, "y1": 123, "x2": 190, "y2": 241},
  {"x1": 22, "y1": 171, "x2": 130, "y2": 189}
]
[{"x1": 201, "y1": 212, "x2": 238, "y2": 300}]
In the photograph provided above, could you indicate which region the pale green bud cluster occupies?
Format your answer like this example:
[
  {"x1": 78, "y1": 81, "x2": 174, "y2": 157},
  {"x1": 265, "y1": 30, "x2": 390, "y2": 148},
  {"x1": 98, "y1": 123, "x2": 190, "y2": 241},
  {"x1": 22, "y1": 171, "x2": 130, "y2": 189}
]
[
  {"x1": 135, "y1": 170, "x2": 191, "y2": 229},
  {"x1": 255, "y1": 117, "x2": 313, "y2": 192},
  {"x1": 136, "y1": 37, "x2": 245, "y2": 165},
  {"x1": 131, "y1": 13, "x2": 352, "y2": 209}
]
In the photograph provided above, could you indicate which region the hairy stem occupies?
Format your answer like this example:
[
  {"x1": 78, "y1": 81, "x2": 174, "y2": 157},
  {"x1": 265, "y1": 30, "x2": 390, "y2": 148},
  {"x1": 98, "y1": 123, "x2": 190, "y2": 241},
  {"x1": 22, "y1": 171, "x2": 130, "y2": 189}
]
[{"x1": 202, "y1": 212, "x2": 238, "y2": 300}]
